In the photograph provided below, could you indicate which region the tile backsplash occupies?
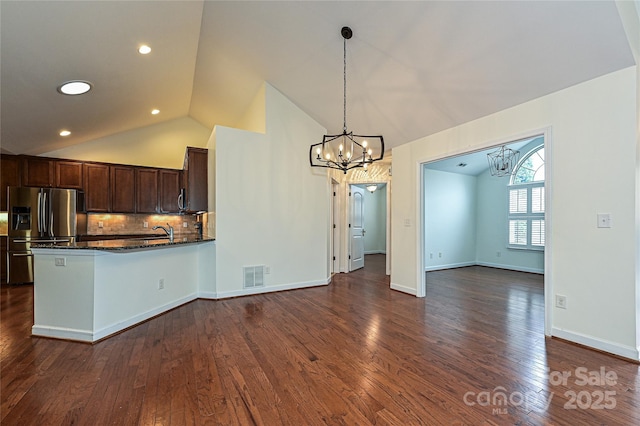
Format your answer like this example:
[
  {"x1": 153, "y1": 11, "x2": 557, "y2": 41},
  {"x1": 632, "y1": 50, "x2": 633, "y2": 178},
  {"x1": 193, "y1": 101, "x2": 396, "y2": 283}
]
[{"x1": 87, "y1": 213, "x2": 205, "y2": 236}]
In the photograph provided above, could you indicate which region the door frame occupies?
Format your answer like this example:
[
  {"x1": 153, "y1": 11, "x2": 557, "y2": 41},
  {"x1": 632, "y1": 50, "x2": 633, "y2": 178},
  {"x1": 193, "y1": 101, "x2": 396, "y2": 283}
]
[
  {"x1": 417, "y1": 126, "x2": 552, "y2": 335},
  {"x1": 347, "y1": 182, "x2": 391, "y2": 275},
  {"x1": 331, "y1": 179, "x2": 339, "y2": 275}
]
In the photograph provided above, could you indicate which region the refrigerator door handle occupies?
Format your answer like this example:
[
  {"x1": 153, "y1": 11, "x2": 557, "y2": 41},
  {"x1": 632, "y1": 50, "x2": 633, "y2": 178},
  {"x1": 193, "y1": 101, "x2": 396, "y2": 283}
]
[
  {"x1": 42, "y1": 191, "x2": 48, "y2": 235},
  {"x1": 37, "y1": 191, "x2": 43, "y2": 234},
  {"x1": 47, "y1": 192, "x2": 54, "y2": 237}
]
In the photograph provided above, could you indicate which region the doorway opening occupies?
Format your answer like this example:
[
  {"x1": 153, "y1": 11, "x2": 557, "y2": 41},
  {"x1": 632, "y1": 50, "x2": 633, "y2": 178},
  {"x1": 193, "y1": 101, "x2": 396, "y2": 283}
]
[
  {"x1": 348, "y1": 183, "x2": 389, "y2": 274},
  {"x1": 419, "y1": 128, "x2": 551, "y2": 335}
]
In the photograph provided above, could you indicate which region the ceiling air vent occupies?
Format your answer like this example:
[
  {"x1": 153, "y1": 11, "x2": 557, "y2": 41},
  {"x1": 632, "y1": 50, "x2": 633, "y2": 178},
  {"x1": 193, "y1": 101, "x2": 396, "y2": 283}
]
[{"x1": 243, "y1": 266, "x2": 265, "y2": 289}]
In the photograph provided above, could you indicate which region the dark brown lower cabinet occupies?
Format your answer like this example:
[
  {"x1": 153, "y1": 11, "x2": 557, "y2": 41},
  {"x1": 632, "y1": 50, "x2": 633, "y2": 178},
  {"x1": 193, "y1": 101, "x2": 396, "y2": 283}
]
[{"x1": 1, "y1": 236, "x2": 7, "y2": 284}]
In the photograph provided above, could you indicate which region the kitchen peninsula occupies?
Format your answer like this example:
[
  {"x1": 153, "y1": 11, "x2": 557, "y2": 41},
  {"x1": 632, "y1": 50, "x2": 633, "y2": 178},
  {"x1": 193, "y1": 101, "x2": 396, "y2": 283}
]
[{"x1": 30, "y1": 236, "x2": 215, "y2": 343}]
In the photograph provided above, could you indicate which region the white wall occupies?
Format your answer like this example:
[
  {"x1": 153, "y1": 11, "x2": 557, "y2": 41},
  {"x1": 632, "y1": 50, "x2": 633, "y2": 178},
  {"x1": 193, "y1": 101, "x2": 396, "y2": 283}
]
[
  {"x1": 424, "y1": 169, "x2": 477, "y2": 270},
  {"x1": 213, "y1": 83, "x2": 330, "y2": 297},
  {"x1": 392, "y1": 67, "x2": 639, "y2": 359},
  {"x1": 32, "y1": 242, "x2": 213, "y2": 342},
  {"x1": 362, "y1": 185, "x2": 387, "y2": 254},
  {"x1": 43, "y1": 116, "x2": 210, "y2": 169},
  {"x1": 475, "y1": 139, "x2": 544, "y2": 273}
]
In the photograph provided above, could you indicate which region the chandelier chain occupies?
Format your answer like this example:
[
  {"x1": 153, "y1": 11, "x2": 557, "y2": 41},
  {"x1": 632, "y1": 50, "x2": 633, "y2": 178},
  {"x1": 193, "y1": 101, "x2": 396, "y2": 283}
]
[
  {"x1": 343, "y1": 36, "x2": 347, "y2": 133},
  {"x1": 308, "y1": 26, "x2": 384, "y2": 174}
]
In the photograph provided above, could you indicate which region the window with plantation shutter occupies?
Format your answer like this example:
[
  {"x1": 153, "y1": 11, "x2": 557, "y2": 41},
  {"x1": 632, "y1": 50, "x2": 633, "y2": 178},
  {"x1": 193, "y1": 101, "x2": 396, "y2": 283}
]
[
  {"x1": 531, "y1": 187, "x2": 544, "y2": 213},
  {"x1": 509, "y1": 220, "x2": 528, "y2": 245},
  {"x1": 507, "y1": 145, "x2": 545, "y2": 250},
  {"x1": 531, "y1": 220, "x2": 545, "y2": 246},
  {"x1": 509, "y1": 189, "x2": 527, "y2": 213}
]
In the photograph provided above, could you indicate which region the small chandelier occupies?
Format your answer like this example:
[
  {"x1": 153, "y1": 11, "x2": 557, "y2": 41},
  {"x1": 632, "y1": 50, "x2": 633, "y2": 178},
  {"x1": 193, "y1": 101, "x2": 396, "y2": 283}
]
[
  {"x1": 366, "y1": 184, "x2": 378, "y2": 193},
  {"x1": 487, "y1": 145, "x2": 520, "y2": 177},
  {"x1": 310, "y1": 26, "x2": 384, "y2": 174}
]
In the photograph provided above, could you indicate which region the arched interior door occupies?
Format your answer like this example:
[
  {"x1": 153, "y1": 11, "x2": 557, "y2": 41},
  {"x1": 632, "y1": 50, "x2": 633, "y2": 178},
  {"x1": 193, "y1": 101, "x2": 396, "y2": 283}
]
[{"x1": 349, "y1": 185, "x2": 365, "y2": 271}]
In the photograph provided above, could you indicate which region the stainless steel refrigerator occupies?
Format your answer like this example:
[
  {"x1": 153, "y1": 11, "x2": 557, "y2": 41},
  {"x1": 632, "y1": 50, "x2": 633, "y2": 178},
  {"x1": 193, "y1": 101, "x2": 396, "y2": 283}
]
[{"x1": 7, "y1": 187, "x2": 87, "y2": 284}]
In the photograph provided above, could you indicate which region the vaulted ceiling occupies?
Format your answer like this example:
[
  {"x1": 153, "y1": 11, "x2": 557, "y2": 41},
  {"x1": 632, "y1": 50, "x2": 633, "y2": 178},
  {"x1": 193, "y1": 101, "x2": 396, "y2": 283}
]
[{"x1": 1, "y1": 1, "x2": 636, "y2": 156}]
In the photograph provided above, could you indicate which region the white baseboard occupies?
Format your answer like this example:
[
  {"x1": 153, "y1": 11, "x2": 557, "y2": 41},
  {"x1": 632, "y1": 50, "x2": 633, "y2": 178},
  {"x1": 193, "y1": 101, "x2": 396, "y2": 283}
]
[
  {"x1": 424, "y1": 261, "x2": 475, "y2": 272},
  {"x1": 198, "y1": 290, "x2": 218, "y2": 299},
  {"x1": 390, "y1": 282, "x2": 417, "y2": 296},
  {"x1": 424, "y1": 261, "x2": 543, "y2": 274},
  {"x1": 92, "y1": 294, "x2": 199, "y2": 341},
  {"x1": 476, "y1": 261, "x2": 543, "y2": 274},
  {"x1": 213, "y1": 277, "x2": 331, "y2": 299},
  {"x1": 33, "y1": 294, "x2": 199, "y2": 343},
  {"x1": 32, "y1": 325, "x2": 94, "y2": 342},
  {"x1": 551, "y1": 327, "x2": 639, "y2": 361}
]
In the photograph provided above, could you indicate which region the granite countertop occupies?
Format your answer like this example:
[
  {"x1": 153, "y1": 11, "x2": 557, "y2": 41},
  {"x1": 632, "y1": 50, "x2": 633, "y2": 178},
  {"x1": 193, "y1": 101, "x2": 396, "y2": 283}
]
[{"x1": 31, "y1": 235, "x2": 215, "y2": 251}]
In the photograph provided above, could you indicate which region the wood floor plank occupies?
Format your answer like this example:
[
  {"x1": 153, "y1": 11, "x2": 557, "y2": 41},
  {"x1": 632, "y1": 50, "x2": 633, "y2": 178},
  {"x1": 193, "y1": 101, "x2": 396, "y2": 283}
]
[{"x1": 3, "y1": 255, "x2": 640, "y2": 424}]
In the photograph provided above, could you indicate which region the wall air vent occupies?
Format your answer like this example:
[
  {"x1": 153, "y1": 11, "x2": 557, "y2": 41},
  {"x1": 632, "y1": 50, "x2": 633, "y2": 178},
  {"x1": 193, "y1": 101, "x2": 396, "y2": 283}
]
[{"x1": 243, "y1": 266, "x2": 265, "y2": 289}]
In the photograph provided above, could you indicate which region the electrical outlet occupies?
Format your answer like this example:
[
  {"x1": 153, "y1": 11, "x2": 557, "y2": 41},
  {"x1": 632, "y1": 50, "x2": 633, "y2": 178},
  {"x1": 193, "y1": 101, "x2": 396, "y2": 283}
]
[
  {"x1": 158, "y1": 278, "x2": 165, "y2": 290},
  {"x1": 438, "y1": 252, "x2": 442, "y2": 258},
  {"x1": 98, "y1": 221, "x2": 104, "y2": 228},
  {"x1": 429, "y1": 253, "x2": 433, "y2": 259},
  {"x1": 183, "y1": 222, "x2": 188, "y2": 228},
  {"x1": 597, "y1": 213, "x2": 611, "y2": 228},
  {"x1": 143, "y1": 221, "x2": 149, "y2": 228},
  {"x1": 54, "y1": 257, "x2": 66, "y2": 267},
  {"x1": 496, "y1": 251, "x2": 501, "y2": 258},
  {"x1": 265, "y1": 266, "x2": 271, "y2": 274},
  {"x1": 555, "y1": 294, "x2": 567, "y2": 309}
]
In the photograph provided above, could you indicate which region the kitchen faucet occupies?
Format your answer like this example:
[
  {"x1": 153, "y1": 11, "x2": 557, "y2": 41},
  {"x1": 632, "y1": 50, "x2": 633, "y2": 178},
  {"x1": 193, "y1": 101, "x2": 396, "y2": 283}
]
[{"x1": 152, "y1": 223, "x2": 174, "y2": 242}]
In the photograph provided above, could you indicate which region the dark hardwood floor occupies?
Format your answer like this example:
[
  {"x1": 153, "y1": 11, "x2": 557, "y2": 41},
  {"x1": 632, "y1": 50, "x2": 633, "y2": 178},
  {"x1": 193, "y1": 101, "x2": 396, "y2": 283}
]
[{"x1": 2, "y1": 254, "x2": 640, "y2": 424}]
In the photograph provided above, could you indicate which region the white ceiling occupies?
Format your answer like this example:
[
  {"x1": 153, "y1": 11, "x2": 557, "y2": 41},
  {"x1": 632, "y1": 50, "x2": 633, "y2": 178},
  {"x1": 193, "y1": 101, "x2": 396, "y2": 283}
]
[
  {"x1": 1, "y1": 1, "x2": 636, "y2": 156},
  {"x1": 423, "y1": 138, "x2": 535, "y2": 176}
]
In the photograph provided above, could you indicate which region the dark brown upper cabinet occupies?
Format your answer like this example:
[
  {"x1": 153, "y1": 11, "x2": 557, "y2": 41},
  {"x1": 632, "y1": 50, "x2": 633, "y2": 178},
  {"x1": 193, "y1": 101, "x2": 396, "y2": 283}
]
[
  {"x1": 1, "y1": 155, "x2": 21, "y2": 210},
  {"x1": 159, "y1": 169, "x2": 181, "y2": 213},
  {"x1": 84, "y1": 163, "x2": 110, "y2": 212},
  {"x1": 110, "y1": 165, "x2": 136, "y2": 213},
  {"x1": 55, "y1": 160, "x2": 84, "y2": 189},
  {"x1": 135, "y1": 168, "x2": 158, "y2": 214},
  {"x1": 22, "y1": 157, "x2": 54, "y2": 187},
  {"x1": 183, "y1": 147, "x2": 208, "y2": 212}
]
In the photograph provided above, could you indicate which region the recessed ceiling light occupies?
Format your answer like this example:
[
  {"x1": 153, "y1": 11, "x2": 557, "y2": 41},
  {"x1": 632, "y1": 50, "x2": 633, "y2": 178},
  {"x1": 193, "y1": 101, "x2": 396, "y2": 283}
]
[
  {"x1": 57, "y1": 80, "x2": 92, "y2": 95},
  {"x1": 138, "y1": 45, "x2": 151, "y2": 55},
  {"x1": 151, "y1": 109, "x2": 160, "y2": 115},
  {"x1": 59, "y1": 130, "x2": 71, "y2": 137}
]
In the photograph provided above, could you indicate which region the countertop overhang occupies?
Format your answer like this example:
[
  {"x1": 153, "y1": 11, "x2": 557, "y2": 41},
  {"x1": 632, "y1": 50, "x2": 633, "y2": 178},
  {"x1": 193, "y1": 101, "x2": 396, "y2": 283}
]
[{"x1": 31, "y1": 235, "x2": 215, "y2": 251}]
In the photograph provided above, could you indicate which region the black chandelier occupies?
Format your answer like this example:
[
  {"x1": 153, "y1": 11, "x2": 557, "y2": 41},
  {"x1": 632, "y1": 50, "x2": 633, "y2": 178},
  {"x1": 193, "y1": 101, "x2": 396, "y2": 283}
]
[
  {"x1": 487, "y1": 145, "x2": 520, "y2": 177},
  {"x1": 309, "y1": 26, "x2": 384, "y2": 174}
]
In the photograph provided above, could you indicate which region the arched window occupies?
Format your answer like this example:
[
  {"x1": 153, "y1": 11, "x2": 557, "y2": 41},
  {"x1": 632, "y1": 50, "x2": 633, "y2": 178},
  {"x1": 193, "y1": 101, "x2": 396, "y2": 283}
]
[
  {"x1": 511, "y1": 147, "x2": 544, "y2": 184},
  {"x1": 508, "y1": 145, "x2": 545, "y2": 249}
]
